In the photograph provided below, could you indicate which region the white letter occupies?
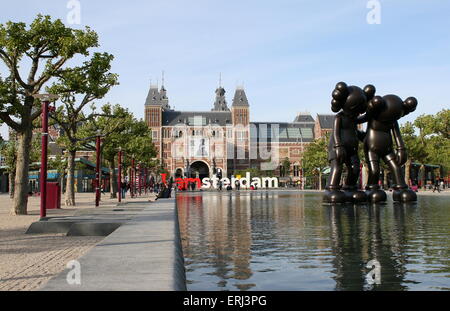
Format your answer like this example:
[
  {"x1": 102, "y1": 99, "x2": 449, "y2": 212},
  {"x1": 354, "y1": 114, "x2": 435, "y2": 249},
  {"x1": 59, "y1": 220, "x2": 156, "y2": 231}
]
[
  {"x1": 221, "y1": 178, "x2": 230, "y2": 188},
  {"x1": 66, "y1": 259, "x2": 81, "y2": 285},
  {"x1": 202, "y1": 178, "x2": 211, "y2": 189},
  {"x1": 240, "y1": 172, "x2": 251, "y2": 189},
  {"x1": 366, "y1": 259, "x2": 381, "y2": 285},
  {"x1": 366, "y1": 0, "x2": 381, "y2": 25},
  {"x1": 210, "y1": 176, "x2": 219, "y2": 189},
  {"x1": 251, "y1": 177, "x2": 262, "y2": 188},
  {"x1": 262, "y1": 177, "x2": 278, "y2": 188},
  {"x1": 67, "y1": 0, "x2": 81, "y2": 25}
]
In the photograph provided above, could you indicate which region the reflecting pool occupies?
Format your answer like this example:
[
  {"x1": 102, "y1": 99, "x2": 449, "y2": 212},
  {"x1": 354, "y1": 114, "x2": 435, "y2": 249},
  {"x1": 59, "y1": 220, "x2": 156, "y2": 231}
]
[{"x1": 177, "y1": 191, "x2": 450, "y2": 291}]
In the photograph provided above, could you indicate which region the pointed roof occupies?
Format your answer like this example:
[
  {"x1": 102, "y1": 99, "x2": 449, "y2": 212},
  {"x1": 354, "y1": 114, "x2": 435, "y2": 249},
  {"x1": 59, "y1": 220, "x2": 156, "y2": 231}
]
[
  {"x1": 212, "y1": 87, "x2": 230, "y2": 111},
  {"x1": 317, "y1": 114, "x2": 334, "y2": 129},
  {"x1": 145, "y1": 85, "x2": 161, "y2": 106},
  {"x1": 232, "y1": 87, "x2": 249, "y2": 107},
  {"x1": 293, "y1": 113, "x2": 314, "y2": 123},
  {"x1": 145, "y1": 84, "x2": 171, "y2": 110}
]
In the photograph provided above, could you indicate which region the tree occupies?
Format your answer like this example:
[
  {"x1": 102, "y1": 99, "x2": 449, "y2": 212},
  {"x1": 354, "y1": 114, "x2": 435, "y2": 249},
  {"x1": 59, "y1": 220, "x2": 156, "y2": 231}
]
[
  {"x1": 281, "y1": 157, "x2": 291, "y2": 177},
  {"x1": 302, "y1": 137, "x2": 328, "y2": 190},
  {"x1": 0, "y1": 139, "x2": 16, "y2": 198},
  {"x1": 1, "y1": 132, "x2": 40, "y2": 198},
  {"x1": 48, "y1": 52, "x2": 118, "y2": 206},
  {"x1": 93, "y1": 104, "x2": 132, "y2": 198},
  {"x1": 85, "y1": 105, "x2": 157, "y2": 198},
  {"x1": 409, "y1": 109, "x2": 450, "y2": 174},
  {"x1": 0, "y1": 15, "x2": 98, "y2": 215}
]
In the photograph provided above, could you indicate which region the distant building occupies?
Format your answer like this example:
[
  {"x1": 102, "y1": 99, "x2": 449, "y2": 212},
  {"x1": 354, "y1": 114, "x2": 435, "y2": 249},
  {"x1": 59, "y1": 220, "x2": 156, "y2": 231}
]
[
  {"x1": 144, "y1": 82, "x2": 315, "y2": 181},
  {"x1": 314, "y1": 114, "x2": 334, "y2": 139}
]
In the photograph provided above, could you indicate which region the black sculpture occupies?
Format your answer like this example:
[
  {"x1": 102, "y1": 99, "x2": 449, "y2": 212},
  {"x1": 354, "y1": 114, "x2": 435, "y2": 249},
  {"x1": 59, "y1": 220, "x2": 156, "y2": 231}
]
[
  {"x1": 323, "y1": 82, "x2": 375, "y2": 204},
  {"x1": 360, "y1": 94, "x2": 418, "y2": 203}
]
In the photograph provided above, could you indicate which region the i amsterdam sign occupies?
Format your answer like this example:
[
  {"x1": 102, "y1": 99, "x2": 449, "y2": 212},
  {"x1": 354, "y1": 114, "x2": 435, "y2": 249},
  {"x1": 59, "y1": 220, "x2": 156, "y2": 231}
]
[{"x1": 161, "y1": 173, "x2": 279, "y2": 189}]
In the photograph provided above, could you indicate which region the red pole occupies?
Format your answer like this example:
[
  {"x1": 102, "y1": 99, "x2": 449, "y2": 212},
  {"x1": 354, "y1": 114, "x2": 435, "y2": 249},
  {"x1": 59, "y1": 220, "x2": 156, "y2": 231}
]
[
  {"x1": 145, "y1": 168, "x2": 148, "y2": 194},
  {"x1": 131, "y1": 157, "x2": 135, "y2": 198},
  {"x1": 40, "y1": 100, "x2": 49, "y2": 219},
  {"x1": 118, "y1": 149, "x2": 122, "y2": 202},
  {"x1": 138, "y1": 162, "x2": 142, "y2": 196},
  {"x1": 95, "y1": 134, "x2": 101, "y2": 207}
]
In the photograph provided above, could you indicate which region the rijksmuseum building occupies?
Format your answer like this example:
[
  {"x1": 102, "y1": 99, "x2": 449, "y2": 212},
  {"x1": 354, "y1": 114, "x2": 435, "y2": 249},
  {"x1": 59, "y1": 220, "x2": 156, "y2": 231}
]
[{"x1": 144, "y1": 82, "x2": 334, "y2": 183}]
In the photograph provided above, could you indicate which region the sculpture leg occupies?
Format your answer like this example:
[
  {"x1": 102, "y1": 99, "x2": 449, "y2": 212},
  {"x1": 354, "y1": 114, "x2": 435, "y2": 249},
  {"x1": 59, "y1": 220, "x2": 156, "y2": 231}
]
[
  {"x1": 323, "y1": 159, "x2": 346, "y2": 203},
  {"x1": 384, "y1": 153, "x2": 417, "y2": 202},
  {"x1": 343, "y1": 155, "x2": 367, "y2": 203},
  {"x1": 366, "y1": 152, "x2": 387, "y2": 203}
]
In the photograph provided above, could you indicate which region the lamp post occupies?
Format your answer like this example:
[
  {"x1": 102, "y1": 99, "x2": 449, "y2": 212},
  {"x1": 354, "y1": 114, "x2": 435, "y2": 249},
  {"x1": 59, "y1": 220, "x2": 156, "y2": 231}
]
[
  {"x1": 118, "y1": 147, "x2": 122, "y2": 203},
  {"x1": 34, "y1": 94, "x2": 59, "y2": 219},
  {"x1": 95, "y1": 130, "x2": 102, "y2": 207}
]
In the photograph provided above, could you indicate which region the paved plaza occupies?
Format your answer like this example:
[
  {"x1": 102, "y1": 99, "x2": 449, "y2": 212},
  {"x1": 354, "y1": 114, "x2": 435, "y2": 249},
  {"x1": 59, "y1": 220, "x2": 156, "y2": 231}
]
[{"x1": 0, "y1": 192, "x2": 155, "y2": 291}]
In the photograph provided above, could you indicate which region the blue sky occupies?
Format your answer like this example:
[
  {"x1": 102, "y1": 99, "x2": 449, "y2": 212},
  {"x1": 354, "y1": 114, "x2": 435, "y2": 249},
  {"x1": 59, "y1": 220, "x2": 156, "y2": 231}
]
[{"x1": 1, "y1": 0, "x2": 449, "y2": 138}]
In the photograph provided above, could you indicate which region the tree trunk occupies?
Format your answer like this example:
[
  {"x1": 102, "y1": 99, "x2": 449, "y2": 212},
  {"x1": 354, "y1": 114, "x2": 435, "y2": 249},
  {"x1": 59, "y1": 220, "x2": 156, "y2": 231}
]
[
  {"x1": 65, "y1": 150, "x2": 76, "y2": 206},
  {"x1": 319, "y1": 170, "x2": 322, "y2": 191},
  {"x1": 109, "y1": 159, "x2": 117, "y2": 199},
  {"x1": 405, "y1": 159, "x2": 411, "y2": 186},
  {"x1": 8, "y1": 171, "x2": 15, "y2": 199},
  {"x1": 12, "y1": 128, "x2": 33, "y2": 215}
]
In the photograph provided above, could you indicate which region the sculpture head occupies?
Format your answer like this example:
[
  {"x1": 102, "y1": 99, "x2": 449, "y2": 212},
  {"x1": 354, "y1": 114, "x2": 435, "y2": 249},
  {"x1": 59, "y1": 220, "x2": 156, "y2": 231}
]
[
  {"x1": 331, "y1": 82, "x2": 376, "y2": 116},
  {"x1": 367, "y1": 94, "x2": 417, "y2": 123}
]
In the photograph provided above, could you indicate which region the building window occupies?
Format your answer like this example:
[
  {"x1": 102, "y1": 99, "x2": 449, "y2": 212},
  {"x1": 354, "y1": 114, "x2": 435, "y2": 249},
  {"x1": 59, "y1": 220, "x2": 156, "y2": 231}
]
[{"x1": 152, "y1": 130, "x2": 158, "y2": 141}]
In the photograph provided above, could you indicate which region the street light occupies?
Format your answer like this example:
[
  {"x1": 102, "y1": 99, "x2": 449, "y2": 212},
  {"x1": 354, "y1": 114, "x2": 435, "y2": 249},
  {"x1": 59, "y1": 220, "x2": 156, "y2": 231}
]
[
  {"x1": 95, "y1": 129, "x2": 102, "y2": 207},
  {"x1": 33, "y1": 93, "x2": 59, "y2": 219}
]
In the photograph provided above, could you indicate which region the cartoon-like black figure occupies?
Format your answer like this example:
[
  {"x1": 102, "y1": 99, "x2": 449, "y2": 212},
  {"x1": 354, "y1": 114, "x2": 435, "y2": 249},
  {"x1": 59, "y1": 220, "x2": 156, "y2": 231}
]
[
  {"x1": 323, "y1": 82, "x2": 375, "y2": 204},
  {"x1": 361, "y1": 94, "x2": 418, "y2": 203}
]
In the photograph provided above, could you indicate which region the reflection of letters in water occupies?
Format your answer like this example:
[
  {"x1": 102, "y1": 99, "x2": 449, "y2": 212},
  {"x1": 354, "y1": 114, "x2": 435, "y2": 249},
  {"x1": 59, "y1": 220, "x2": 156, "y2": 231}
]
[{"x1": 190, "y1": 138, "x2": 209, "y2": 157}]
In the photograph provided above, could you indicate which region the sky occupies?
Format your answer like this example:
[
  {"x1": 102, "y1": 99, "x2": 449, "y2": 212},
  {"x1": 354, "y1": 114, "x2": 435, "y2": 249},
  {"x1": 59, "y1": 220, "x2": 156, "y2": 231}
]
[{"x1": 1, "y1": 0, "x2": 450, "y2": 139}]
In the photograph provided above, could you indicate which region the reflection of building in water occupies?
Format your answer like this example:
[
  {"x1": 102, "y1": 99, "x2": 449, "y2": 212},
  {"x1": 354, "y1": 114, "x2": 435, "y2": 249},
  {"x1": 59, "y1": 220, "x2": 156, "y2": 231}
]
[
  {"x1": 177, "y1": 193, "x2": 254, "y2": 289},
  {"x1": 327, "y1": 205, "x2": 408, "y2": 290}
]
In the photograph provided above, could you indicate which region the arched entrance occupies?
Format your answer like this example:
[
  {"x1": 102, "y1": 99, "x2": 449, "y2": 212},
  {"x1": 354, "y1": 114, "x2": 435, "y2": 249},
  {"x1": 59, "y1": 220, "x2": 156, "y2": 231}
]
[{"x1": 190, "y1": 161, "x2": 210, "y2": 180}]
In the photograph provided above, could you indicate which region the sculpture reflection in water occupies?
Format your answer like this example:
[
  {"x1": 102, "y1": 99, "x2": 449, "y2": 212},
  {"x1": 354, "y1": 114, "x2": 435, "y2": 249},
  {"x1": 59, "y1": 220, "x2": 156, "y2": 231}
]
[
  {"x1": 324, "y1": 82, "x2": 418, "y2": 203},
  {"x1": 327, "y1": 204, "x2": 409, "y2": 290}
]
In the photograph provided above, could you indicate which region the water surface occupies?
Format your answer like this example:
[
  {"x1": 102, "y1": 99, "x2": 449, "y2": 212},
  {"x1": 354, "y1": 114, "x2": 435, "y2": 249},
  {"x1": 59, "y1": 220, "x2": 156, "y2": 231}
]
[{"x1": 177, "y1": 191, "x2": 450, "y2": 291}]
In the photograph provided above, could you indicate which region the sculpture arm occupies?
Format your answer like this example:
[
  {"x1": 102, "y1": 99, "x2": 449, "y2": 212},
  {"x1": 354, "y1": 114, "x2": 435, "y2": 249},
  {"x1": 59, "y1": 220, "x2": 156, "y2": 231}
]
[
  {"x1": 332, "y1": 114, "x2": 346, "y2": 163},
  {"x1": 392, "y1": 121, "x2": 405, "y2": 150},
  {"x1": 392, "y1": 121, "x2": 407, "y2": 165},
  {"x1": 332, "y1": 114, "x2": 342, "y2": 147}
]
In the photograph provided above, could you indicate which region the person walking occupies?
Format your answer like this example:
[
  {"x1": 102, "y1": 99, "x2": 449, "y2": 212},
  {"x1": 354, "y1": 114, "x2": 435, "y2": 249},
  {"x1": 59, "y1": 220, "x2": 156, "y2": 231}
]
[
  {"x1": 433, "y1": 178, "x2": 441, "y2": 193},
  {"x1": 121, "y1": 181, "x2": 126, "y2": 199}
]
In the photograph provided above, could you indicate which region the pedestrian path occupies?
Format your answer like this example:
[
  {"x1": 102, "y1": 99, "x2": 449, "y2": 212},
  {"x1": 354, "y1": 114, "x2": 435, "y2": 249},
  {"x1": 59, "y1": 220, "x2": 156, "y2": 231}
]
[{"x1": 41, "y1": 198, "x2": 186, "y2": 291}]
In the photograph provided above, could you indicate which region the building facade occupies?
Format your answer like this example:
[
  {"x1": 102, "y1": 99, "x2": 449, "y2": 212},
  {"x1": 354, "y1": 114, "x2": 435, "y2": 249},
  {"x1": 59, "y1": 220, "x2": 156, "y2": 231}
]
[{"x1": 144, "y1": 83, "x2": 316, "y2": 181}]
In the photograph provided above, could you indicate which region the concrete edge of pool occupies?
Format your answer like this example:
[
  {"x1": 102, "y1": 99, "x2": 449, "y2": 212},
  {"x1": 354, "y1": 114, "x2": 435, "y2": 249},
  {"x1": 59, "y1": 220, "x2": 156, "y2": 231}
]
[{"x1": 40, "y1": 198, "x2": 187, "y2": 291}]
